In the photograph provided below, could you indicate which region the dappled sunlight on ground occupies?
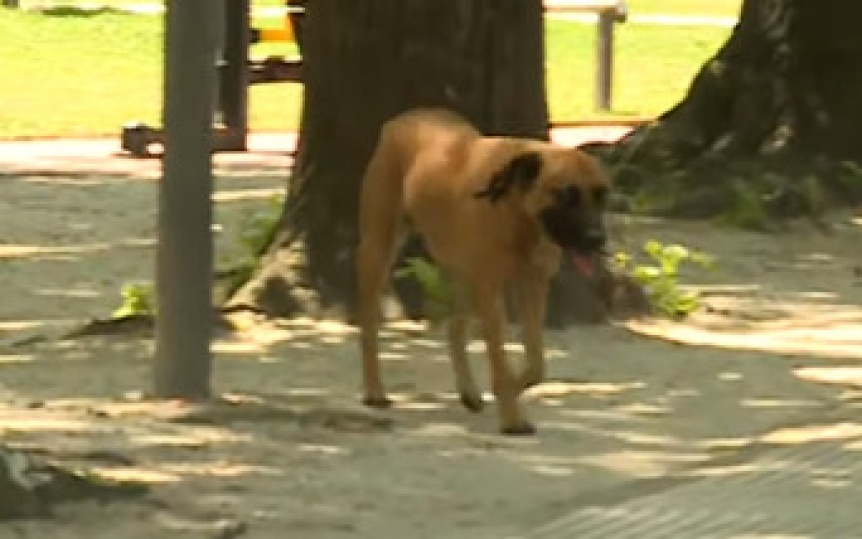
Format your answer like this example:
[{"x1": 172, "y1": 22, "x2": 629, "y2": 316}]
[
  {"x1": 794, "y1": 365, "x2": 862, "y2": 389},
  {"x1": 619, "y1": 211, "x2": 862, "y2": 366},
  {"x1": 6, "y1": 309, "x2": 857, "y2": 535},
  {"x1": 629, "y1": 319, "x2": 862, "y2": 359},
  {"x1": 1, "y1": 141, "x2": 861, "y2": 536}
]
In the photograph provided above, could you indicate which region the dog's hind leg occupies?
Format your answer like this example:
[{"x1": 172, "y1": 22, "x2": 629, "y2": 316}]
[
  {"x1": 357, "y1": 190, "x2": 405, "y2": 408},
  {"x1": 357, "y1": 232, "x2": 404, "y2": 407},
  {"x1": 356, "y1": 136, "x2": 410, "y2": 408},
  {"x1": 448, "y1": 284, "x2": 484, "y2": 412}
]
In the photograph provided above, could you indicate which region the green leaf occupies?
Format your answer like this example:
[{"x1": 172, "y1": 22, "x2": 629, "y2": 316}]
[
  {"x1": 633, "y1": 265, "x2": 661, "y2": 283},
  {"x1": 643, "y1": 240, "x2": 663, "y2": 259},
  {"x1": 612, "y1": 251, "x2": 631, "y2": 269}
]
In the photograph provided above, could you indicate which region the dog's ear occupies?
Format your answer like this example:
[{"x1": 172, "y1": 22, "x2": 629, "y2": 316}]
[{"x1": 474, "y1": 151, "x2": 543, "y2": 203}]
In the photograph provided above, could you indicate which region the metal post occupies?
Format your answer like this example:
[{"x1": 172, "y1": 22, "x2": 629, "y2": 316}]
[
  {"x1": 219, "y1": 0, "x2": 250, "y2": 149},
  {"x1": 212, "y1": 0, "x2": 226, "y2": 125},
  {"x1": 153, "y1": 0, "x2": 216, "y2": 399},
  {"x1": 595, "y1": 12, "x2": 615, "y2": 111}
]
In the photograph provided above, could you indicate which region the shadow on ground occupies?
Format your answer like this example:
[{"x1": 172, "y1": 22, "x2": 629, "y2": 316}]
[{"x1": 1, "y1": 153, "x2": 861, "y2": 537}]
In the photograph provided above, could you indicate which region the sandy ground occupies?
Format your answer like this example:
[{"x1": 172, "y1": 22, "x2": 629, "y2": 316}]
[{"x1": 1, "y1": 131, "x2": 862, "y2": 538}]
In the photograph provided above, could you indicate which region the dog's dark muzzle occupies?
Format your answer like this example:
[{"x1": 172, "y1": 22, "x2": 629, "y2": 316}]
[
  {"x1": 541, "y1": 208, "x2": 605, "y2": 251},
  {"x1": 574, "y1": 228, "x2": 606, "y2": 253},
  {"x1": 540, "y1": 207, "x2": 606, "y2": 275}
]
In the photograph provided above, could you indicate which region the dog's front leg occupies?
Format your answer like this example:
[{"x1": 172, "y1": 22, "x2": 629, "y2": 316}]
[
  {"x1": 516, "y1": 273, "x2": 550, "y2": 391},
  {"x1": 473, "y1": 282, "x2": 535, "y2": 435},
  {"x1": 448, "y1": 285, "x2": 483, "y2": 412}
]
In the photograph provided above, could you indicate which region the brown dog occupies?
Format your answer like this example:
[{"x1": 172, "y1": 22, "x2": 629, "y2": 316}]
[{"x1": 356, "y1": 108, "x2": 610, "y2": 435}]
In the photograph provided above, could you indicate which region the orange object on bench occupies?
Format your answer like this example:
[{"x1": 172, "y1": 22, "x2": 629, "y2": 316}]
[{"x1": 256, "y1": 10, "x2": 296, "y2": 43}]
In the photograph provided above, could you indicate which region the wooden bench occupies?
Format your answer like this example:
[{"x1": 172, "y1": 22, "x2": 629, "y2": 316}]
[
  {"x1": 120, "y1": 0, "x2": 307, "y2": 156},
  {"x1": 120, "y1": 0, "x2": 626, "y2": 157},
  {"x1": 544, "y1": 0, "x2": 628, "y2": 111},
  {"x1": 255, "y1": 0, "x2": 628, "y2": 112},
  {"x1": 248, "y1": 0, "x2": 306, "y2": 84}
]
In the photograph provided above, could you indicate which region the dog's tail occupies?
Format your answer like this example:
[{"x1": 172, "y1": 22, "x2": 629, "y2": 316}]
[
  {"x1": 358, "y1": 127, "x2": 406, "y2": 249},
  {"x1": 357, "y1": 124, "x2": 408, "y2": 297},
  {"x1": 356, "y1": 128, "x2": 407, "y2": 377}
]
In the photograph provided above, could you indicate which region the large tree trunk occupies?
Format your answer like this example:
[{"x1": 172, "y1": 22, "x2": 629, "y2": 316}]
[
  {"x1": 228, "y1": 0, "x2": 585, "y2": 322},
  {"x1": 598, "y1": 0, "x2": 862, "y2": 221}
]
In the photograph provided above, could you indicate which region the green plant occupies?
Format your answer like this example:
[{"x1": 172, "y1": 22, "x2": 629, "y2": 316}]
[
  {"x1": 798, "y1": 174, "x2": 828, "y2": 217},
  {"x1": 834, "y1": 161, "x2": 862, "y2": 197},
  {"x1": 238, "y1": 195, "x2": 283, "y2": 255},
  {"x1": 840, "y1": 160, "x2": 862, "y2": 180},
  {"x1": 218, "y1": 195, "x2": 283, "y2": 297},
  {"x1": 721, "y1": 176, "x2": 770, "y2": 229},
  {"x1": 626, "y1": 172, "x2": 686, "y2": 215},
  {"x1": 394, "y1": 257, "x2": 453, "y2": 323},
  {"x1": 113, "y1": 281, "x2": 156, "y2": 318},
  {"x1": 614, "y1": 240, "x2": 713, "y2": 318}
]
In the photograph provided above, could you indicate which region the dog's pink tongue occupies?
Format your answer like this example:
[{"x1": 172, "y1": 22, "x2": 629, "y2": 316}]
[{"x1": 570, "y1": 252, "x2": 595, "y2": 277}]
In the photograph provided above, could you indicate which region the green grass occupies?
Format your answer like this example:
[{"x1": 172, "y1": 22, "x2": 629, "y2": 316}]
[
  {"x1": 14, "y1": 0, "x2": 742, "y2": 17},
  {"x1": 0, "y1": 8, "x2": 732, "y2": 139},
  {"x1": 626, "y1": 0, "x2": 739, "y2": 17},
  {"x1": 546, "y1": 19, "x2": 728, "y2": 122},
  {"x1": 14, "y1": 0, "x2": 289, "y2": 8}
]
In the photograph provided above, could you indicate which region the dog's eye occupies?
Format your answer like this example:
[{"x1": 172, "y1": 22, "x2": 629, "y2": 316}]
[
  {"x1": 555, "y1": 186, "x2": 581, "y2": 206},
  {"x1": 593, "y1": 187, "x2": 608, "y2": 207}
]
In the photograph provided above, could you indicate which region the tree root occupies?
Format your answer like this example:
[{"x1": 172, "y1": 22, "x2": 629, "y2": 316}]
[{"x1": 0, "y1": 446, "x2": 147, "y2": 520}]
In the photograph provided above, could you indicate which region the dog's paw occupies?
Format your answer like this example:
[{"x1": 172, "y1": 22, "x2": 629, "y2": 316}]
[
  {"x1": 517, "y1": 371, "x2": 545, "y2": 393},
  {"x1": 518, "y1": 378, "x2": 542, "y2": 393},
  {"x1": 459, "y1": 392, "x2": 485, "y2": 413},
  {"x1": 362, "y1": 395, "x2": 394, "y2": 409},
  {"x1": 500, "y1": 421, "x2": 537, "y2": 436}
]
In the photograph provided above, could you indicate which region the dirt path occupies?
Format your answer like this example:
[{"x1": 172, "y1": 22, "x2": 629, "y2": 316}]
[{"x1": 1, "y1": 131, "x2": 861, "y2": 538}]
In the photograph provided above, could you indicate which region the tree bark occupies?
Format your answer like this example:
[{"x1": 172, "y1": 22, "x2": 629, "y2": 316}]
[
  {"x1": 598, "y1": 0, "x2": 862, "y2": 220},
  {"x1": 228, "y1": 0, "x2": 559, "y2": 321}
]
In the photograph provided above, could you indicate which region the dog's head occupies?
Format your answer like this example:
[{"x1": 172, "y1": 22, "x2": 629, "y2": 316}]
[{"x1": 474, "y1": 147, "x2": 610, "y2": 275}]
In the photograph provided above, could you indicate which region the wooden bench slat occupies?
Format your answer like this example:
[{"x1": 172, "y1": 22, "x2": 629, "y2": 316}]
[
  {"x1": 543, "y1": 0, "x2": 628, "y2": 22},
  {"x1": 543, "y1": 0, "x2": 628, "y2": 111}
]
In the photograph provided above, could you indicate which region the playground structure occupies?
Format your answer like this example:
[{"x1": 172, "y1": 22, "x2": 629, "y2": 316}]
[{"x1": 120, "y1": 0, "x2": 627, "y2": 158}]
